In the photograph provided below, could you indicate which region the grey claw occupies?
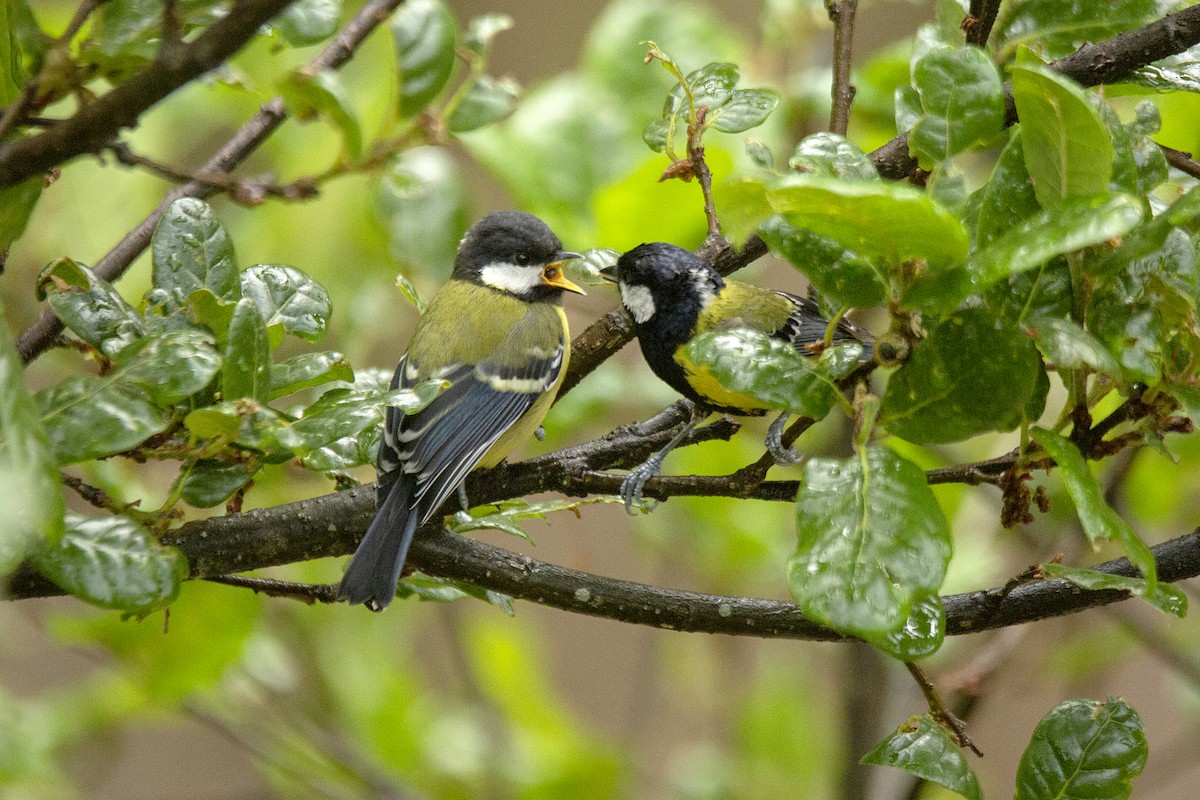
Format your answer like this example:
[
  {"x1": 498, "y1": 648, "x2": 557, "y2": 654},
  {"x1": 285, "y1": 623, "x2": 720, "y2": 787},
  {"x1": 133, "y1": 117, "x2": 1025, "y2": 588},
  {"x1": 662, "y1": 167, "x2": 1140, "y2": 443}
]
[
  {"x1": 767, "y1": 412, "x2": 802, "y2": 465},
  {"x1": 620, "y1": 460, "x2": 661, "y2": 515}
]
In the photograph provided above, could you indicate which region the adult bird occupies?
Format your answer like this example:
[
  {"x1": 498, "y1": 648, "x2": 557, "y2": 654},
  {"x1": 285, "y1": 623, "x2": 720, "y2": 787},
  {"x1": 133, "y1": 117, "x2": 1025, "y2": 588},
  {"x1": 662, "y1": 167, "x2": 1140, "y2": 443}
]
[
  {"x1": 612, "y1": 241, "x2": 873, "y2": 512},
  {"x1": 338, "y1": 211, "x2": 584, "y2": 610}
]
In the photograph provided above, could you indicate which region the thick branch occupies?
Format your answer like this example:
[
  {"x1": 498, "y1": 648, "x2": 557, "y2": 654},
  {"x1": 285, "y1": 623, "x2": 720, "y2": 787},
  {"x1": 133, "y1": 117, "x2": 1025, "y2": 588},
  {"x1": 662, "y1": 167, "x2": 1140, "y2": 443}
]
[
  {"x1": 870, "y1": 4, "x2": 1200, "y2": 180},
  {"x1": 0, "y1": 0, "x2": 299, "y2": 189},
  {"x1": 14, "y1": 0, "x2": 406, "y2": 364}
]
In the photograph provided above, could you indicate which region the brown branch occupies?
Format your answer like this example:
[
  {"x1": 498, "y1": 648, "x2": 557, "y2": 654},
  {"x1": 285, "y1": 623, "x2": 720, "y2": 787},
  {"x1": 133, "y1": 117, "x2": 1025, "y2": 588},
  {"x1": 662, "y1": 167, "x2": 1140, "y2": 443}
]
[
  {"x1": 961, "y1": 0, "x2": 1003, "y2": 48},
  {"x1": 826, "y1": 0, "x2": 858, "y2": 136},
  {"x1": 870, "y1": 4, "x2": 1200, "y2": 180},
  {"x1": 14, "y1": 0, "x2": 407, "y2": 364},
  {"x1": 1162, "y1": 143, "x2": 1200, "y2": 180},
  {"x1": 904, "y1": 661, "x2": 981, "y2": 755},
  {"x1": 0, "y1": 0, "x2": 300, "y2": 189}
]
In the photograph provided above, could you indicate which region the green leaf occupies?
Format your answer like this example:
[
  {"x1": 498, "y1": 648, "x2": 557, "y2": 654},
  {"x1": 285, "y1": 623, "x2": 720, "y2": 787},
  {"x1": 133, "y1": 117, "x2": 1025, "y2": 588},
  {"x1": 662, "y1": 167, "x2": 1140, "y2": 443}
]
[
  {"x1": 450, "y1": 497, "x2": 621, "y2": 542},
  {"x1": 115, "y1": 329, "x2": 222, "y2": 405},
  {"x1": 894, "y1": 84, "x2": 922, "y2": 135},
  {"x1": 708, "y1": 88, "x2": 778, "y2": 133},
  {"x1": 787, "y1": 446, "x2": 952, "y2": 637},
  {"x1": 882, "y1": 309, "x2": 1047, "y2": 443},
  {"x1": 185, "y1": 401, "x2": 301, "y2": 462},
  {"x1": 968, "y1": 193, "x2": 1143, "y2": 288},
  {"x1": 642, "y1": 117, "x2": 670, "y2": 153},
  {"x1": 1030, "y1": 428, "x2": 1159, "y2": 593},
  {"x1": 275, "y1": 0, "x2": 340, "y2": 46},
  {"x1": 682, "y1": 329, "x2": 863, "y2": 419},
  {"x1": 1089, "y1": 183, "x2": 1200, "y2": 279},
  {"x1": 1015, "y1": 698, "x2": 1147, "y2": 800},
  {"x1": 0, "y1": 176, "x2": 42, "y2": 253},
  {"x1": 270, "y1": 351, "x2": 353, "y2": 399},
  {"x1": 744, "y1": 137, "x2": 774, "y2": 170},
  {"x1": 0, "y1": 296, "x2": 64, "y2": 574},
  {"x1": 36, "y1": 257, "x2": 144, "y2": 357},
  {"x1": 447, "y1": 74, "x2": 520, "y2": 133},
  {"x1": 994, "y1": 0, "x2": 1161, "y2": 61},
  {"x1": 1011, "y1": 65, "x2": 1114, "y2": 208},
  {"x1": 667, "y1": 61, "x2": 738, "y2": 117},
  {"x1": 760, "y1": 215, "x2": 887, "y2": 308},
  {"x1": 1028, "y1": 316, "x2": 1123, "y2": 379},
  {"x1": 394, "y1": 274, "x2": 428, "y2": 313},
  {"x1": 1132, "y1": 51, "x2": 1200, "y2": 93},
  {"x1": 376, "y1": 146, "x2": 468, "y2": 275},
  {"x1": 30, "y1": 513, "x2": 186, "y2": 614},
  {"x1": 392, "y1": 0, "x2": 457, "y2": 118},
  {"x1": 302, "y1": 427, "x2": 377, "y2": 471},
  {"x1": 1040, "y1": 562, "x2": 1186, "y2": 617},
  {"x1": 787, "y1": 133, "x2": 879, "y2": 180},
  {"x1": 862, "y1": 715, "x2": 982, "y2": 800},
  {"x1": 861, "y1": 592, "x2": 946, "y2": 660},
  {"x1": 187, "y1": 288, "x2": 238, "y2": 341},
  {"x1": 241, "y1": 264, "x2": 332, "y2": 344},
  {"x1": 464, "y1": 13, "x2": 512, "y2": 54},
  {"x1": 87, "y1": 0, "x2": 160, "y2": 61},
  {"x1": 277, "y1": 70, "x2": 363, "y2": 159},
  {"x1": 222, "y1": 298, "x2": 272, "y2": 403},
  {"x1": 0, "y1": 0, "x2": 24, "y2": 104},
  {"x1": 909, "y1": 47, "x2": 1004, "y2": 168},
  {"x1": 150, "y1": 198, "x2": 239, "y2": 314},
  {"x1": 395, "y1": 573, "x2": 514, "y2": 614},
  {"x1": 37, "y1": 377, "x2": 167, "y2": 465},
  {"x1": 290, "y1": 381, "x2": 443, "y2": 456},
  {"x1": 976, "y1": 129, "x2": 1041, "y2": 248},
  {"x1": 767, "y1": 175, "x2": 969, "y2": 269},
  {"x1": 177, "y1": 459, "x2": 255, "y2": 508}
]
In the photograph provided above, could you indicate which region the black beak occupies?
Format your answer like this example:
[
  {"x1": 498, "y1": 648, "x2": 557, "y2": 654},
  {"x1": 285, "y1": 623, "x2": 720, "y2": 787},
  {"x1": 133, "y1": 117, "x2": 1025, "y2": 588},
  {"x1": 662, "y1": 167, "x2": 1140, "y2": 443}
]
[{"x1": 597, "y1": 264, "x2": 617, "y2": 284}]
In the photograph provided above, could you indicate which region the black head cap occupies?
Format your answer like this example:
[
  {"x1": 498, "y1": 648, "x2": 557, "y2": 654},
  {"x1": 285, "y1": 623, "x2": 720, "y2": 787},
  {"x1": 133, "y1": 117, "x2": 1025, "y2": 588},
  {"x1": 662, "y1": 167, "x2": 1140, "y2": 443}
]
[
  {"x1": 616, "y1": 243, "x2": 724, "y2": 291},
  {"x1": 454, "y1": 211, "x2": 565, "y2": 277}
]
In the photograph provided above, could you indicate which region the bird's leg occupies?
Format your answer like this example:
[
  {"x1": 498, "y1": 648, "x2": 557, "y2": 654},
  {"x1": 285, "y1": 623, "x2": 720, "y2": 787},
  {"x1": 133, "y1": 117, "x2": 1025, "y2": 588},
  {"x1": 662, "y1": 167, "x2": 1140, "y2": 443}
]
[
  {"x1": 620, "y1": 404, "x2": 707, "y2": 514},
  {"x1": 457, "y1": 484, "x2": 471, "y2": 513},
  {"x1": 766, "y1": 412, "x2": 802, "y2": 465},
  {"x1": 534, "y1": 425, "x2": 546, "y2": 441}
]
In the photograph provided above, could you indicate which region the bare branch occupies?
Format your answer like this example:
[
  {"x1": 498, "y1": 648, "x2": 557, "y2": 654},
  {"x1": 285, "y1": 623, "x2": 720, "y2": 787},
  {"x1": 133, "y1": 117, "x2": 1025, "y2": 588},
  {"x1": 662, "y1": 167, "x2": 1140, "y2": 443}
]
[
  {"x1": 961, "y1": 0, "x2": 1003, "y2": 48},
  {"x1": 826, "y1": 0, "x2": 858, "y2": 136}
]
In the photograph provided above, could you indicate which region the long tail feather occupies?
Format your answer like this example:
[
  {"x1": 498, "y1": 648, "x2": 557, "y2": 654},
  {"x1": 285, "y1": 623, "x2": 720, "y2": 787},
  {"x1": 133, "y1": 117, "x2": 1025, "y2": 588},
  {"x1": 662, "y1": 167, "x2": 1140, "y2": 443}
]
[{"x1": 337, "y1": 475, "x2": 421, "y2": 611}]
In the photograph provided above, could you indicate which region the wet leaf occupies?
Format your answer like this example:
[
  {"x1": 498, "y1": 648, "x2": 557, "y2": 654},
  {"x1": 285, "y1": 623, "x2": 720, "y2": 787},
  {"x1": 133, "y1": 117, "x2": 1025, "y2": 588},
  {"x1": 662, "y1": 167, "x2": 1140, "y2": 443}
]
[
  {"x1": 788, "y1": 133, "x2": 879, "y2": 180},
  {"x1": 447, "y1": 75, "x2": 520, "y2": 133},
  {"x1": 241, "y1": 264, "x2": 332, "y2": 344},
  {"x1": 177, "y1": 459, "x2": 256, "y2": 508},
  {"x1": 709, "y1": 88, "x2": 778, "y2": 133},
  {"x1": 392, "y1": 0, "x2": 457, "y2": 117},
  {"x1": 222, "y1": 298, "x2": 272, "y2": 403},
  {"x1": 275, "y1": 0, "x2": 340, "y2": 46},
  {"x1": 1040, "y1": 562, "x2": 1186, "y2": 617},
  {"x1": 270, "y1": 351, "x2": 353, "y2": 399},
  {"x1": 36, "y1": 258, "x2": 144, "y2": 357},
  {"x1": 150, "y1": 198, "x2": 239, "y2": 314},
  {"x1": 862, "y1": 715, "x2": 982, "y2": 800},
  {"x1": 909, "y1": 46, "x2": 1004, "y2": 168}
]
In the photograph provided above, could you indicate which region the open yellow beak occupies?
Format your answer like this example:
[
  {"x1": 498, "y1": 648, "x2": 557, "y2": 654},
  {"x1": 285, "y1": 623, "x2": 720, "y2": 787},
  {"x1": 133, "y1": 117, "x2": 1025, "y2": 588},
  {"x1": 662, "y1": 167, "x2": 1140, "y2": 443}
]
[{"x1": 542, "y1": 255, "x2": 586, "y2": 295}]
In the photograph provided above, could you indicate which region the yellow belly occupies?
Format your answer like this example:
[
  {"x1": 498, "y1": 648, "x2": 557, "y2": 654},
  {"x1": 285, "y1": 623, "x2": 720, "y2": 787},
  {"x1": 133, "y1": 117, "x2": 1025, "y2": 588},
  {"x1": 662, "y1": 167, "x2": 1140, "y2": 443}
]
[{"x1": 684, "y1": 363, "x2": 773, "y2": 412}]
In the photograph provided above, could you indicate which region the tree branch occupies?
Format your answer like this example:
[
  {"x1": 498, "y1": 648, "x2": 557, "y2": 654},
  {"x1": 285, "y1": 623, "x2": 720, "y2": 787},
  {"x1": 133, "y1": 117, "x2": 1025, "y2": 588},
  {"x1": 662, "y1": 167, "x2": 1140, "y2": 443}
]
[
  {"x1": 826, "y1": 0, "x2": 859, "y2": 136},
  {"x1": 870, "y1": 4, "x2": 1200, "y2": 180},
  {"x1": 14, "y1": 0, "x2": 408, "y2": 364}
]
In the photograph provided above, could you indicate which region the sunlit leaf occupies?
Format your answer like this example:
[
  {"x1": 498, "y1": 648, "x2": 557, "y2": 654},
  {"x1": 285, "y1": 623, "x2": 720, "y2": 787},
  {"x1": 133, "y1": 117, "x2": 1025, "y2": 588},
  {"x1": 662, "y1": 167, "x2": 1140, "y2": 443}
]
[
  {"x1": 1011, "y1": 64, "x2": 1113, "y2": 207},
  {"x1": 31, "y1": 513, "x2": 186, "y2": 614},
  {"x1": 862, "y1": 715, "x2": 982, "y2": 800},
  {"x1": 788, "y1": 446, "x2": 951, "y2": 638},
  {"x1": 1015, "y1": 698, "x2": 1147, "y2": 800}
]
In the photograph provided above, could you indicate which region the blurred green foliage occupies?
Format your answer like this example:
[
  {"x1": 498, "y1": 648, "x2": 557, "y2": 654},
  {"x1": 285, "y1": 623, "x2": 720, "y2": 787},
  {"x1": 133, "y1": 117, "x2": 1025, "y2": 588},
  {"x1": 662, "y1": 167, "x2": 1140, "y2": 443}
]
[{"x1": 2, "y1": 0, "x2": 1200, "y2": 798}]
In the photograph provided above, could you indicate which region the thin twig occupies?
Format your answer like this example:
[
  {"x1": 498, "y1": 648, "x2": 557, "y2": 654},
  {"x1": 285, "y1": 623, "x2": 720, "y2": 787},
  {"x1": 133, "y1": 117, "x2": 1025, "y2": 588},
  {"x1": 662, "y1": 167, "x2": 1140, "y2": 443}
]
[
  {"x1": 826, "y1": 0, "x2": 858, "y2": 136},
  {"x1": 1161, "y1": 143, "x2": 1200, "y2": 180},
  {"x1": 961, "y1": 0, "x2": 1003, "y2": 48},
  {"x1": 904, "y1": 661, "x2": 982, "y2": 756},
  {"x1": 205, "y1": 573, "x2": 338, "y2": 603}
]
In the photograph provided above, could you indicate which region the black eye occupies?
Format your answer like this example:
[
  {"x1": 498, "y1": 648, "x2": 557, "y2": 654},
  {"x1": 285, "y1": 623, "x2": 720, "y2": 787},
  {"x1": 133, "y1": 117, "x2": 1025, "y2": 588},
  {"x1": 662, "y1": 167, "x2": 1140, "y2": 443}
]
[{"x1": 514, "y1": 253, "x2": 530, "y2": 265}]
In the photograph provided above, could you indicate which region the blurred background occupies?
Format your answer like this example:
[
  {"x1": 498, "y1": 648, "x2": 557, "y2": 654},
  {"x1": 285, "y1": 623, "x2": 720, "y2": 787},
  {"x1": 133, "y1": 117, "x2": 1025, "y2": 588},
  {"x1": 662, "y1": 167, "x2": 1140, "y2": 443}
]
[{"x1": 5, "y1": 0, "x2": 1200, "y2": 798}]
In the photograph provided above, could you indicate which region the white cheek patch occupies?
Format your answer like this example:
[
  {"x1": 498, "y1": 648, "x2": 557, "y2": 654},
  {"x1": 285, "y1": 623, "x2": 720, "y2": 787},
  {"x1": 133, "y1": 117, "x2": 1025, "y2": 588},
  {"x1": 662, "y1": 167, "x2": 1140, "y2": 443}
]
[
  {"x1": 479, "y1": 262, "x2": 544, "y2": 295},
  {"x1": 690, "y1": 269, "x2": 716, "y2": 308},
  {"x1": 620, "y1": 283, "x2": 656, "y2": 324}
]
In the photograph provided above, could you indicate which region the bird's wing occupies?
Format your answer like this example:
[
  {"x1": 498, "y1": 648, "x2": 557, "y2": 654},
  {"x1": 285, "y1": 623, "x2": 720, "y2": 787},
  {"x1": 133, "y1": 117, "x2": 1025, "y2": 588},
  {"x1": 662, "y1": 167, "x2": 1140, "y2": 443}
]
[
  {"x1": 376, "y1": 313, "x2": 567, "y2": 524},
  {"x1": 771, "y1": 290, "x2": 874, "y2": 357}
]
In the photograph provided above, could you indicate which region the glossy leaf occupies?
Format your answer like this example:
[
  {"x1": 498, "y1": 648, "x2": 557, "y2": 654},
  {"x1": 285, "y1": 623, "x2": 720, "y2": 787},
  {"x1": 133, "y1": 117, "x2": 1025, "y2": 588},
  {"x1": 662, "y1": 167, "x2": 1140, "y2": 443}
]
[
  {"x1": 395, "y1": 573, "x2": 515, "y2": 615},
  {"x1": 392, "y1": 0, "x2": 457, "y2": 117},
  {"x1": 275, "y1": 0, "x2": 340, "y2": 46},
  {"x1": 278, "y1": 70, "x2": 362, "y2": 159},
  {"x1": 0, "y1": 0, "x2": 23, "y2": 104},
  {"x1": 115, "y1": 329, "x2": 222, "y2": 405},
  {"x1": 788, "y1": 447, "x2": 952, "y2": 637},
  {"x1": 1028, "y1": 316, "x2": 1122, "y2": 378},
  {"x1": 290, "y1": 381, "x2": 443, "y2": 455},
  {"x1": 909, "y1": 46, "x2": 1004, "y2": 168},
  {"x1": 447, "y1": 75, "x2": 520, "y2": 133},
  {"x1": 177, "y1": 459, "x2": 255, "y2": 508},
  {"x1": 1015, "y1": 698, "x2": 1147, "y2": 800},
  {"x1": 968, "y1": 193, "x2": 1143, "y2": 288},
  {"x1": 185, "y1": 401, "x2": 304, "y2": 463},
  {"x1": 1040, "y1": 562, "x2": 1186, "y2": 617},
  {"x1": 666, "y1": 61, "x2": 738, "y2": 117},
  {"x1": 376, "y1": 147, "x2": 469, "y2": 276},
  {"x1": 37, "y1": 376, "x2": 167, "y2": 464},
  {"x1": 241, "y1": 264, "x2": 332, "y2": 344},
  {"x1": 302, "y1": 427, "x2": 378, "y2": 471},
  {"x1": 0, "y1": 296, "x2": 64, "y2": 574},
  {"x1": 976, "y1": 129, "x2": 1041, "y2": 248},
  {"x1": 862, "y1": 715, "x2": 982, "y2": 800},
  {"x1": 709, "y1": 88, "x2": 778, "y2": 133},
  {"x1": 31, "y1": 513, "x2": 186, "y2": 614},
  {"x1": 187, "y1": 288, "x2": 238, "y2": 341},
  {"x1": 882, "y1": 309, "x2": 1047, "y2": 443},
  {"x1": 0, "y1": 176, "x2": 42, "y2": 253},
  {"x1": 994, "y1": 0, "x2": 1161, "y2": 61},
  {"x1": 766, "y1": 175, "x2": 968, "y2": 269},
  {"x1": 36, "y1": 258, "x2": 144, "y2": 357},
  {"x1": 150, "y1": 198, "x2": 239, "y2": 313},
  {"x1": 788, "y1": 132, "x2": 879, "y2": 180},
  {"x1": 861, "y1": 592, "x2": 946, "y2": 661},
  {"x1": 682, "y1": 329, "x2": 863, "y2": 419},
  {"x1": 464, "y1": 13, "x2": 512, "y2": 54},
  {"x1": 222, "y1": 298, "x2": 272, "y2": 403},
  {"x1": 270, "y1": 351, "x2": 353, "y2": 399},
  {"x1": 1089, "y1": 183, "x2": 1200, "y2": 279},
  {"x1": 759, "y1": 215, "x2": 886, "y2": 308},
  {"x1": 1030, "y1": 428, "x2": 1159, "y2": 592},
  {"x1": 1133, "y1": 51, "x2": 1200, "y2": 92},
  {"x1": 642, "y1": 117, "x2": 670, "y2": 153},
  {"x1": 1011, "y1": 65, "x2": 1113, "y2": 208}
]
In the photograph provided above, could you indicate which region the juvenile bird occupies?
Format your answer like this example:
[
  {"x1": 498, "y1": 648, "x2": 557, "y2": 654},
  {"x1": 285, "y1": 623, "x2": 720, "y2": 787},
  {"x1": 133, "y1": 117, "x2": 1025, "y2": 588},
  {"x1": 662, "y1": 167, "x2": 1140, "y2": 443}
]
[
  {"x1": 339, "y1": 211, "x2": 583, "y2": 610},
  {"x1": 613, "y1": 241, "x2": 872, "y2": 511}
]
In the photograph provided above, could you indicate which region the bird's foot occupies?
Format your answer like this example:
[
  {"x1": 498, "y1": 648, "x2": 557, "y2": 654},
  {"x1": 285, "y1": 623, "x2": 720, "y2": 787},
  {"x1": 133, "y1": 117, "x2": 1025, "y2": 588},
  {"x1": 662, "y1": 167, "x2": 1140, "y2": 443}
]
[
  {"x1": 620, "y1": 459, "x2": 663, "y2": 515},
  {"x1": 457, "y1": 484, "x2": 471, "y2": 513},
  {"x1": 767, "y1": 412, "x2": 802, "y2": 465}
]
